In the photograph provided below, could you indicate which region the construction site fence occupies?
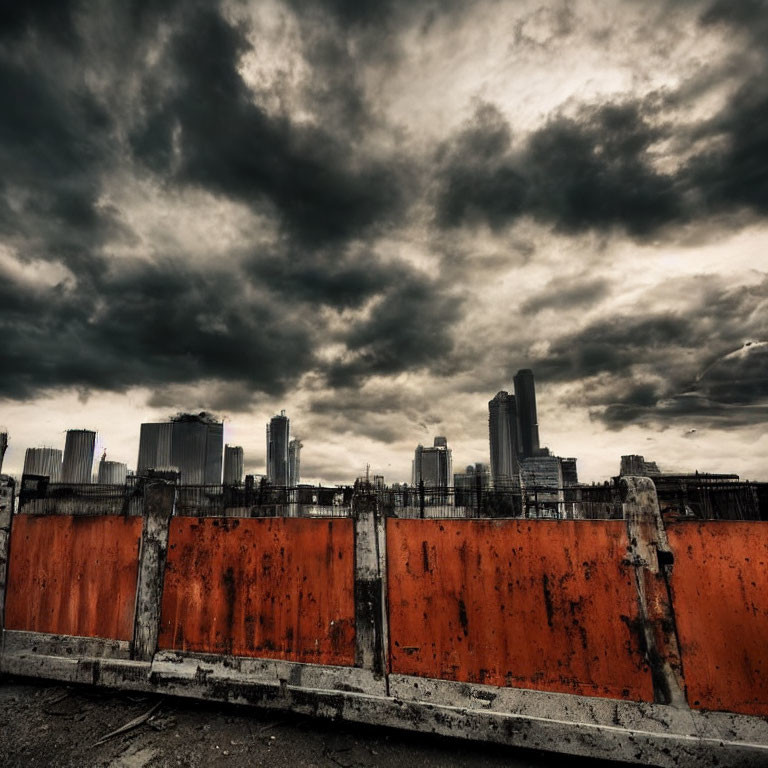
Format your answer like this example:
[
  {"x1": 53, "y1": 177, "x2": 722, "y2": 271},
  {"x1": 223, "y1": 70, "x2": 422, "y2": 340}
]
[
  {"x1": 15, "y1": 475, "x2": 768, "y2": 521},
  {"x1": 1, "y1": 477, "x2": 768, "y2": 766}
]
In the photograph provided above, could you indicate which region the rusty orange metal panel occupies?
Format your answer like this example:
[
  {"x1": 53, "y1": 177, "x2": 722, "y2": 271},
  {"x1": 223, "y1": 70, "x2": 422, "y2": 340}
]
[
  {"x1": 387, "y1": 519, "x2": 654, "y2": 701},
  {"x1": 5, "y1": 515, "x2": 142, "y2": 640},
  {"x1": 667, "y1": 522, "x2": 768, "y2": 715},
  {"x1": 158, "y1": 517, "x2": 355, "y2": 665}
]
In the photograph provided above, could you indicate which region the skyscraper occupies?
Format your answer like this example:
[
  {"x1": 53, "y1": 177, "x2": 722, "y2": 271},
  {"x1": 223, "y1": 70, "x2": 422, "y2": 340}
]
[
  {"x1": 23, "y1": 447, "x2": 63, "y2": 481},
  {"x1": 61, "y1": 429, "x2": 96, "y2": 484},
  {"x1": 412, "y1": 437, "x2": 453, "y2": 488},
  {"x1": 267, "y1": 411, "x2": 290, "y2": 486},
  {"x1": 223, "y1": 445, "x2": 244, "y2": 486},
  {"x1": 137, "y1": 413, "x2": 223, "y2": 484},
  {"x1": 488, "y1": 391, "x2": 521, "y2": 488},
  {"x1": 513, "y1": 369, "x2": 540, "y2": 459},
  {"x1": 288, "y1": 438, "x2": 302, "y2": 486}
]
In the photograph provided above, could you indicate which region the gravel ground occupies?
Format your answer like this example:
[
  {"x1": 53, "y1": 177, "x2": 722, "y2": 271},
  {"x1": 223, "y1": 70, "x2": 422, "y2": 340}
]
[{"x1": 0, "y1": 676, "x2": 633, "y2": 768}]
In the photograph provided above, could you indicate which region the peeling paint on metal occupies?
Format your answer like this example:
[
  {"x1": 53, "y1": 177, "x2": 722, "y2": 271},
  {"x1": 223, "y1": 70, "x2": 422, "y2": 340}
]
[
  {"x1": 158, "y1": 517, "x2": 355, "y2": 665},
  {"x1": 667, "y1": 521, "x2": 768, "y2": 715},
  {"x1": 386, "y1": 518, "x2": 654, "y2": 701},
  {"x1": 5, "y1": 514, "x2": 142, "y2": 640}
]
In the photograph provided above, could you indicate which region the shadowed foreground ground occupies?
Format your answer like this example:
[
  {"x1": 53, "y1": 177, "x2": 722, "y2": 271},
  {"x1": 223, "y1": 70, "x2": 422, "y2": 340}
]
[{"x1": 0, "y1": 676, "x2": 636, "y2": 768}]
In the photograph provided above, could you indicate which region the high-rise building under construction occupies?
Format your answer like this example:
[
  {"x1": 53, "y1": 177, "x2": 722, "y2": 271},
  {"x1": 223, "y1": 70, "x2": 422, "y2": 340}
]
[
  {"x1": 513, "y1": 368, "x2": 540, "y2": 459},
  {"x1": 137, "y1": 413, "x2": 223, "y2": 485}
]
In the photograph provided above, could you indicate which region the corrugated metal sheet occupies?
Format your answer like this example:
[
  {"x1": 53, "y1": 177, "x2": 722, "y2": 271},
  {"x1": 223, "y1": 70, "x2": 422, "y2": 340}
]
[
  {"x1": 387, "y1": 518, "x2": 654, "y2": 701},
  {"x1": 158, "y1": 517, "x2": 355, "y2": 664},
  {"x1": 667, "y1": 522, "x2": 768, "y2": 715},
  {"x1": 23, "y1": 447, "x2": 63, "y2": 481},
  {"x1": 97, "y1": 460, "x2": 127, "y2": 485},
  {"x1": 5, "y1": 515, "x2": 142, "y2": 640}
]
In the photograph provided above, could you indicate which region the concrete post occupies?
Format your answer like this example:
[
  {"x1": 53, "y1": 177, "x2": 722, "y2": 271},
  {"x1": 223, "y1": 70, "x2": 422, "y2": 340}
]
[
  {"x1": 353, "y1": 490, "x2": 388, "y2": 680},
  {"x1": 621, "y1": 476, "x2": 687, "y2": 707},
  {"x1": 132, "y1": 482, "x2": 176, "y2": 661},
  {"x1": 0, "y1": 477, "x2": 14, "y2": 634}
]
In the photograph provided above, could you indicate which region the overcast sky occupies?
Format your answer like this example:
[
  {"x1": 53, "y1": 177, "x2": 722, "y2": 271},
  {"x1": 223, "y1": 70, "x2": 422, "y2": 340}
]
[{"x1": 1, "y1": 0, "x2": 767, "y2": 484}]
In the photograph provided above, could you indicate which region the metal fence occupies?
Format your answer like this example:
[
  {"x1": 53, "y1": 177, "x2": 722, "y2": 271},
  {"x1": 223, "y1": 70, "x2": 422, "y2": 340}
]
[
  {"x1": 379, "y1": 484, "x2": 623, "y2": 520},
  {"x1": 654, "y1": 477, "x2": 768, "y2": 521},
  {"x1": 15, "y1": 476, "x2": 768, "y2": 521},
  {"x1": 174, "y1": 484, "x2": 354, "y2": 518}
]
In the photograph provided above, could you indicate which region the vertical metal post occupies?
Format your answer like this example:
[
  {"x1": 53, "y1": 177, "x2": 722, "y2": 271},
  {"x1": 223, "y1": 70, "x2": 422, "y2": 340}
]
[
  {"x1": 353, "y1": 490, "x2": 387, "y2": 680},
  {"x1": 132, "y1": 481, "x2": 176, "y2": 661},
  {"x1": 419, "y1": 480, "x2": 425, "y2": 519},
  {"x1": 622, "y1": 476, "x2": 687, "y2": 707},
  {"x1": 0, "y1": 477, "x2": 15, "y2": 634}
]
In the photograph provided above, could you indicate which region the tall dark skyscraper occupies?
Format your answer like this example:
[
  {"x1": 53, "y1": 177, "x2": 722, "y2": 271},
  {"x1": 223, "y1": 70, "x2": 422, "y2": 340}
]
[
  {"x1": 488, "y1": 392, "x2": 521, "y2": 488},
  {"x1": 137, "y1": 413, "x2": 223, "y2": 484},
  {"x1": 267, "y1": 411, "x2": 290, "y2": 486},
  {"x1": 513, "y1": 369, "x2": 540, "y2": 459}
]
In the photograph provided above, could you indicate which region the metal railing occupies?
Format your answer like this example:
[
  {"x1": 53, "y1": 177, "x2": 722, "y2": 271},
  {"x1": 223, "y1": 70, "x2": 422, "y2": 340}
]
[
  {"x1": 380, "y1": 483, "x2": 623, "y2": 520},
  {"x1": 16, "y1": 476, "x2": 768, "y2": 521},
  {"x1": 174, "y1": 484, "x2": 354, "y2": 518}
]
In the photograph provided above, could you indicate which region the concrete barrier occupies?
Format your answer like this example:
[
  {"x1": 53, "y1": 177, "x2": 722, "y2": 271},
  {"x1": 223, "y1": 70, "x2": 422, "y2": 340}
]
[{"x1": 1, "y1": 479, "x2": 767, "y2": 767}]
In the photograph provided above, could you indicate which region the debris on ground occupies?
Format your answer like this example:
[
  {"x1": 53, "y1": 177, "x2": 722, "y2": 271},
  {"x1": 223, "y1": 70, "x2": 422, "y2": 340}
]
[{"x1": 0, "y1": 676, "x2": 635, "y2": 768}]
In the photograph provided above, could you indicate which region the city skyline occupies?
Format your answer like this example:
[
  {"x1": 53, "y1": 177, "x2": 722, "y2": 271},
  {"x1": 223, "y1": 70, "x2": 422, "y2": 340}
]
[
  {"x1": 0, "y1": 368, "x2": 751, "y2": 486},
  {"x1": 1, "y1": 1, "x2": 767, "y2": 485}
]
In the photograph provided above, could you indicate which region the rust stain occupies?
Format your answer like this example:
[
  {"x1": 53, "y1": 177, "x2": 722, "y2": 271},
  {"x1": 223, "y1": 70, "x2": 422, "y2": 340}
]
[
  {"x1": 387, "y1": 519, "x2": 654, "y2": 702},
  {"x1": 667, "y1": 522, "x2": 768, "y2": 715},
  {"x1": 5, "y1": 515, "x2": 142, "y2": 640},
  {"x1": 158, "y1": 517, "x2": 355, "y2": 665}
]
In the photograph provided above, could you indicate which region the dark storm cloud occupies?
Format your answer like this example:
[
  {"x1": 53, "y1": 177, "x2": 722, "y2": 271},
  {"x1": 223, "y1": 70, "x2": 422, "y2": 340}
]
[
  {"x1": 530, "y1": 276, "x2": 768, "y2": 429},
  {"x1": 436, "y1": 101, "x2": 681, "y2": 237},
  {"x1": 324, "y1": 280, "x2": 463, "y2": 387},
  {"x1": 0, "y1": 0, "x2": 79, "y2": 46},
  {"x1": 0, "y1": 0, "x2": 426, "y2": 405},
  {"x1": 246, "y1": 248, "x2": 396, "y2": 310},
  {"x1": 435, "y1": 2, "x2": 768, "y2": 238},
  {"x1": 129, "y1": 5, "x2": 406, "y2": 246},
  {"x1": 0, "y1": 258, "x2": 314, "y2": 405},
  {"x1": 0, "y1": 48, "x2": 116, "y2": 274},
  {"x1": 1, "y1": 0, "x2": 767, "y2": 447}
]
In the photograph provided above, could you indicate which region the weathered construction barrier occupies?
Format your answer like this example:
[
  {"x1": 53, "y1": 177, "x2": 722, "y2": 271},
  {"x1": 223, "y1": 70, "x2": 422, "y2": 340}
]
[
  {"x1": 387, "y1": 518, "x2": 653, "y2": 701},
  {"x1": 0, "y1": 479, "x2": 767, "y2": 767},
  {"x1": 158, "y1": 516, "x2": 356, "y2": 664},
  {"x1": 666, "y1": 521, "x2": 768, "y2": 716}
]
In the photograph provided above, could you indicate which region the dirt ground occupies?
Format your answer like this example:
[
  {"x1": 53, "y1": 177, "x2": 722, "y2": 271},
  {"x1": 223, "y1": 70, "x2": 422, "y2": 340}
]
[{"x1": 0, "y1": 676, "x2": 633, "y2": 768}]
